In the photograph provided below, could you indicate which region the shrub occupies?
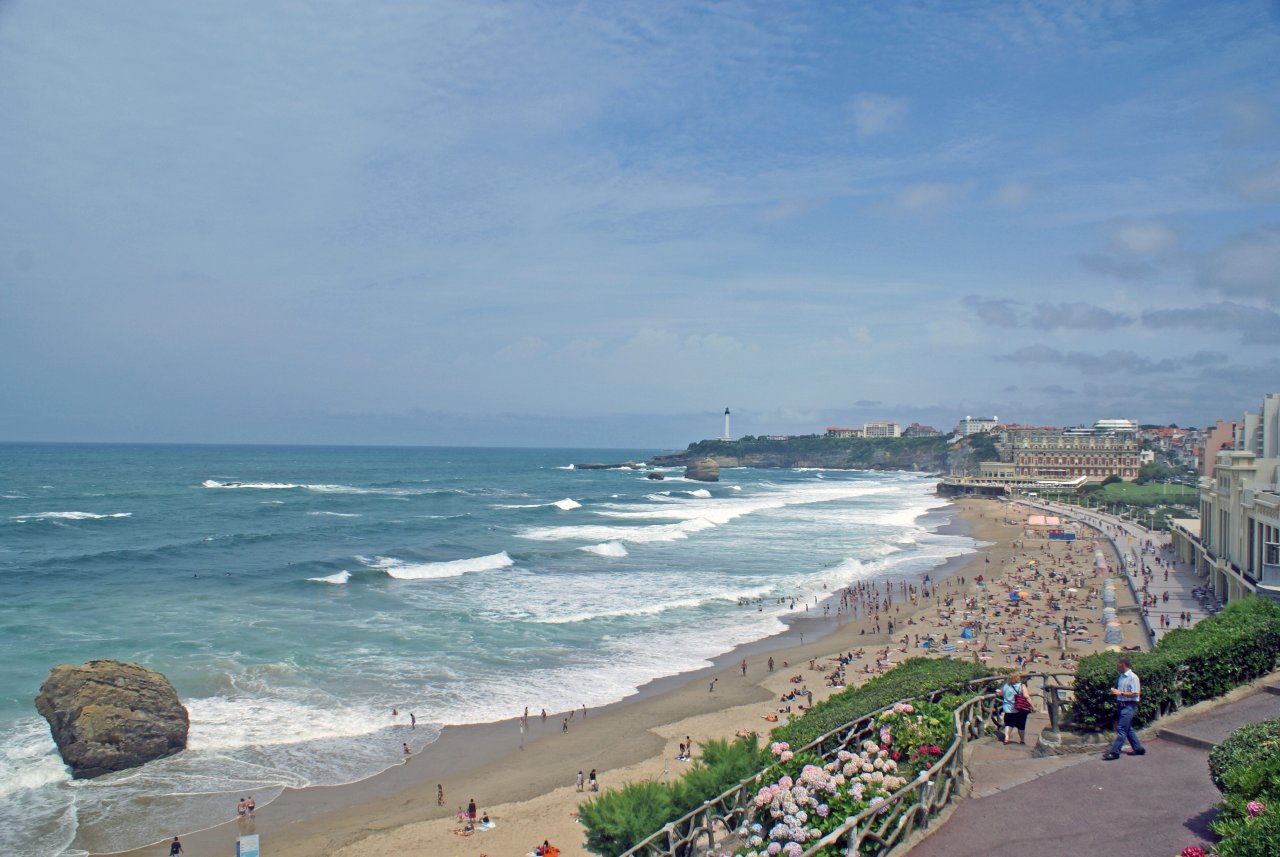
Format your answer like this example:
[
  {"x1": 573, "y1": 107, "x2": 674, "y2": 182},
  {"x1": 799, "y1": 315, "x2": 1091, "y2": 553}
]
[
  {"x1": 1211, "y1": 800, "x2": 1280, "y2": 857},
  {"x1": 1208, "y1": 720, "x2": 1280, "y2": 792},
  {"x1": 771, "y1": 658, "x2": 993, "y2": 750},
  {"x1": 671, "y1": 736, "x2": 768, "y2": 815},
  {"x1": 1070, "y1": 598, "x2": 1280, "y2": 732},
  {"x1": 579, "y1": 734, "x2": 766, "y2": 856},
  {"x1": 579, "y1": 780, "x2": 678, "y2": 857}
]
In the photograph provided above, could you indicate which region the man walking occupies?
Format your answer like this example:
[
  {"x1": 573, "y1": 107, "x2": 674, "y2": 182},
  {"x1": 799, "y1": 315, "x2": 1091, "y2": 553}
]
[{"x1": 1102, "y1": 656, "x2": 1145, "y2": 760}]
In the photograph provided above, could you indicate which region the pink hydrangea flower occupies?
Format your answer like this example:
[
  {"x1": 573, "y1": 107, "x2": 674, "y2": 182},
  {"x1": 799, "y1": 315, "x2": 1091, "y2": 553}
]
[{"x1": 1247, "y1": 800, "x2": 1266, "y2": 817}]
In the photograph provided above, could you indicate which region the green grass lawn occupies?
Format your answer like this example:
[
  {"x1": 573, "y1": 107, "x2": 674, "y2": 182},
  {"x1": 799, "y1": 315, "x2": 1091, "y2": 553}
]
[{"x1": 1099, "y1": 481, "x2": 1198, "y2": 504}]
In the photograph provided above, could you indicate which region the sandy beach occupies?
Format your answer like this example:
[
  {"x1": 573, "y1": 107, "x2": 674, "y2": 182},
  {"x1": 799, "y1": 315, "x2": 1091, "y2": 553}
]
[{"x1": 120, "y1": 496, "x2": 1142, "y2": 857}]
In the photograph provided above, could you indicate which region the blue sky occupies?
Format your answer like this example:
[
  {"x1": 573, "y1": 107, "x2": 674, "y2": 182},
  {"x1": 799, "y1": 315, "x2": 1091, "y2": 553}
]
[{"x1": 1, "y1": 0, "x2": 1278, "y2": 448}]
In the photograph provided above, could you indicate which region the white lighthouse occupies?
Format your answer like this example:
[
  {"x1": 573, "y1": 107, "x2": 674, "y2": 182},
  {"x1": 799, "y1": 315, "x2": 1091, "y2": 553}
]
[{"x1": 721, "y1": 408, "x2": 732, "y2": 441}]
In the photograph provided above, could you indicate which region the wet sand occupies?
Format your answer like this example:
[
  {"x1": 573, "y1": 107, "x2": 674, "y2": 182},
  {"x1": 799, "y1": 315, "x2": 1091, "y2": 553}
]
[{"x1": 116, "y1": 497, "x2": 1138, "y2": 857}]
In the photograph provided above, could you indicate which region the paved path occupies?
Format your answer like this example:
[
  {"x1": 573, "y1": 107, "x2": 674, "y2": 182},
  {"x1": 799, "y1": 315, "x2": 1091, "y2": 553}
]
[
  {"x1": 1022, "y1": 498, "x2": 1212, "y2": 643},
  {"x1": 906, "y1": 678, "x2": 1280, "y2": 857}
]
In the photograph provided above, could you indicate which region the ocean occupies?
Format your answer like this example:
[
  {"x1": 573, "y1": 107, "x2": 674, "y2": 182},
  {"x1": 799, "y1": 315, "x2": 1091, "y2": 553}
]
[{"x1": 0, "y1": 443, "x2": 975, "y2": 856}]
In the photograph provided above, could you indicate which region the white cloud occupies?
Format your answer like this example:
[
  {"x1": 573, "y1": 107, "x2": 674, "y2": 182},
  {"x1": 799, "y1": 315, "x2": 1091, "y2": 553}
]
[
  {"x1": 892, "y1": 181, "x2": 971, "y2": 213},
  {"x1": 1198, "y1": 227, "x2": 1280, "y2": 304},
  {"x1": 850, "y1": 92, "x2": 908, "y2": 140},
  {"x1": 1105, "y1": 219, "x2": 1178, "y2": 255},
  {"x1": 1229, "y1": 161, "x2": 1280, "y2": 202},
  {"x1": 992, "y1": 181, "x2": 1036, "y2": 208}
]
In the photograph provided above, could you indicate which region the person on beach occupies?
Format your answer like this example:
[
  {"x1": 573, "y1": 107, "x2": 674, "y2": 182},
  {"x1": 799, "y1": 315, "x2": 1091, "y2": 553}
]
[
  {"x1": 410, "y1": 712, "x2": 416, "y2": 729},
  {"x1": 1102, "y1": 657, "x2": 1145, "y2": 760},
  {"x1": 437, "y1": 784, "x2": 444, "y2": 806},
  {"x1": 708, "y1": 677, "x2": 717, "y2": 692},
  {"x1": 169, "y1": 836, "x2": 183, "y2": 855},
  {"x1": 1000, "y1": 671, "x2": 1031, "y2": 744},
  {"x1": 467, "y1": 797, "x2": 477, "y2": 823},
  {"x1": 741, "y1": 658, "x2": 748, "y2": 676},
  {"x1": 237, "y1": 797, "x2": 246, "y2": 817},
  {"x1": 246, "y1": 796, "x2": 255, "y2": 816},
  {"x1": 589, "y1": 768, "x2": 598, "y2": 791},
  {"x1": 576, "y1": 770, "x2": 584, "y2": 792},
  {"x1": 562, "y1": 717, "x2": 569, "y2": 733},
  {"x1": 403, "y1": 742, "x2": 411, "y2": 756}
]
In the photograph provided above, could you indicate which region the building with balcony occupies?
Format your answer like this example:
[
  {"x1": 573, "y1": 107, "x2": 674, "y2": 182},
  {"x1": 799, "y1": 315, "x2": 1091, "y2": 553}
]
[
  {"x1": 1171, "y1": 393, "x2": 1280, "y2": 604},
  {"x1": 826, "y1": 427, "x2": 863, "y2": 438},
  {"x1": 1006, "y1": 422, "x2": 1140, "y2": 483},
  {"x1": 1199, "y1": 419, "x2": 1241, "y2": 479},
  {"x1": 863, "y1": 421, "x2": 901, "y2": 438},
  {"x1": 955, "y1": 416, "x2": 998, "y2": 436}
]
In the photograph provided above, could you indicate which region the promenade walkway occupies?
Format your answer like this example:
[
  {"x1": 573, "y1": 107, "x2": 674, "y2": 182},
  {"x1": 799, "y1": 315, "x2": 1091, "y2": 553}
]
[
  {"x1": 1023, "y1": 498, "x2": 1212, "y2": 643},
  {"x1": 907, "y1": 675, "x2": 1280, "y2": 857}
]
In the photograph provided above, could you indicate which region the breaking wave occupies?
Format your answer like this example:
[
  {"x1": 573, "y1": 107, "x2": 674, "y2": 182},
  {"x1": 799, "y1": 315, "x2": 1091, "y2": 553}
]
[
  {"x1": 580, "y1": 541, "x2": 628, "y2": 557},
  {"x1": 362, "y1": 552, "x2": 515, "y2": 580}
]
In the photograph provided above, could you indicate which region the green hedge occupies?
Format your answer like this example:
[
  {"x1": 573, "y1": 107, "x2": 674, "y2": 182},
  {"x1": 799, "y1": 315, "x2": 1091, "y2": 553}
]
[
  {"x1": 579, "y1": 735, "x2": 767, "y2": 856},
  {"x1": 1209, "y1": 719, "x2": 1280, "y2": 792},
  {"x1": 1208, "y1": 719, "x2": 1280, "y2": 856},
  {"x1": 771, "y1": 657, "x2": 994, "y2": 749},
  {"x1": 1071, "y1": 599, "x2": 1280, "y2": 733}
]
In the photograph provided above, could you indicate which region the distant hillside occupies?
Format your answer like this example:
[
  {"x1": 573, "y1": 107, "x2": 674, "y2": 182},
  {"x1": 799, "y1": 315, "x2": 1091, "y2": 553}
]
[{"x1": 649, "y1": 434, "x2": 995, "y2": 473}]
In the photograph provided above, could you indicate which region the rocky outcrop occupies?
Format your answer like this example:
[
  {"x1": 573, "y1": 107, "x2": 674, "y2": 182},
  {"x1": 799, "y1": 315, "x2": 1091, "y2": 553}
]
[
  {"x1": 684, "y1": 457, "x2": 720, "y2": 482},
  {"x1": 35, "y1": 659, "x2": 189, "y2": 779},
  {"x1": 651, "y1": 435, "x2": 979, "y2": 473}
]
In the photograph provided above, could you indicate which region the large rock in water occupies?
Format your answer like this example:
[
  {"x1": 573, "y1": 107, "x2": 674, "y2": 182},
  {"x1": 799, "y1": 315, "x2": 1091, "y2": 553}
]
[
  {"x1": 35, "y1": 659, "x2": 189, "y2": 779},
  {"x1": 684, "y1": 457, "x2": 720, "y2": 482}
]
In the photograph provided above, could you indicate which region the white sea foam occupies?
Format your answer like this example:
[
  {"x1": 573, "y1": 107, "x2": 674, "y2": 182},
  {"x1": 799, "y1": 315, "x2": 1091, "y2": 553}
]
[
  {"x1": 365, "y1": 551, "x2": 515, "y2": 580},
  {"x1": 520, "y1": 518, "x2": 717, "y2": 544},
  {"x1": 203, "y1": 480, "x2": 426, "y2": 496},
  {"x1": 307, "y1": 511, "x2": 361, "y2": 517},
  {"x1": 0, "y1": 720, "x2": 75, "y2": 857},
  {"x1": 580, "y1": 541, "x2": 628, "y2": 557},
  {"x1": 307, "y1": 570, "x2": 351, "y2": 584},
  {"x1": 0, "y1": 721, "x2": 67, "y2": 800},
  {"x1": 11, "y1": 511, "x2": 131, "y2": 521},
  {"x1": 494, "y1": 497, "x2": 581, "y2": 510},
  {"x1": 529, "y1": 585, "x2": 778, "y2": 625},
  {"x1": 186, "y1": 695, "x2": 401, "y2": 753},
  {"x1": 683, "y1": 489, "x2": 712, "y2": 498}
]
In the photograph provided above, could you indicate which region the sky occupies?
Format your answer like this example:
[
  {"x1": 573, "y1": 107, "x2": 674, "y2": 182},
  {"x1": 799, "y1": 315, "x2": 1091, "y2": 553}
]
[{"x1": 1, "y1": 0, "x2": 1279, "y2": 449}]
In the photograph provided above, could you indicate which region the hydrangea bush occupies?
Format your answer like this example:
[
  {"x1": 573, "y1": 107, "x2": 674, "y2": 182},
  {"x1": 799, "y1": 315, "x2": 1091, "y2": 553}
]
[{"x1": 735, "y1": 726, "x2": 930, "y2": 857}]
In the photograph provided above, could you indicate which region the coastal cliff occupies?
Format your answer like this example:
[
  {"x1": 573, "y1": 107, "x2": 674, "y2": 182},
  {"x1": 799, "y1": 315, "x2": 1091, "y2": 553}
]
[{"x1": 651, "y1": 435, "x2": 994, "y2": 473}]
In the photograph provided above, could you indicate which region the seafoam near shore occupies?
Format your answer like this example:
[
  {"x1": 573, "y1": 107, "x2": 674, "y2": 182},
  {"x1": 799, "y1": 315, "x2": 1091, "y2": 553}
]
[{"x1": 0, "y1": 444, "x2": 980, "y2": 857}]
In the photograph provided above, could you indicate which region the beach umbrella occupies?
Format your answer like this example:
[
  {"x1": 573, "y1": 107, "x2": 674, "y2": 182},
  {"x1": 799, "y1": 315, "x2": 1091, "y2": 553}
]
[{"x1": 1018, "y1": 590, "x2": 1031, "y2": 598}]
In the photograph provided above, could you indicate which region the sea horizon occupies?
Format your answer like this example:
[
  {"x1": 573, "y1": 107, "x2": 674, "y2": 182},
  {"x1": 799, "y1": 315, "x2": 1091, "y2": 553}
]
[{"x1": 0, "y1": 443, "x2": 974, "y2": 856}]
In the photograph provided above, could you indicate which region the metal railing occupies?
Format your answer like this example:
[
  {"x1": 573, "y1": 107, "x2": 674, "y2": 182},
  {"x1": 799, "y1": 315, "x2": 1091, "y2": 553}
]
[{"x1": 618, "y1": 672, "x2": 1075, "y2": 857}]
